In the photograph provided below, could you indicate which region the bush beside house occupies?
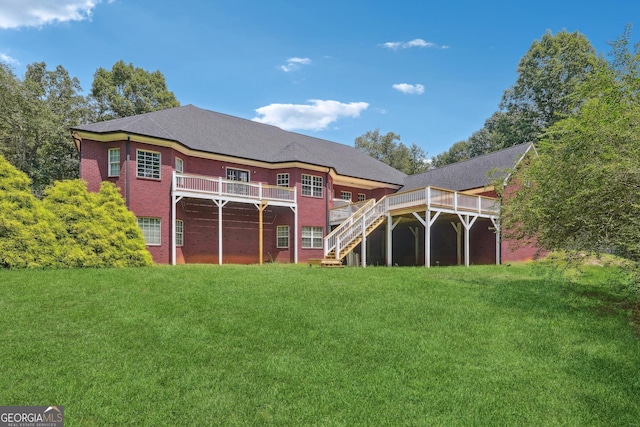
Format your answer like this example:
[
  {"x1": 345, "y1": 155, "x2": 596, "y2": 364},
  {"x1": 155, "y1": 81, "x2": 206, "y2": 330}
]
[{"x1": 0, "y1": 155, "x2": 152, "y2": 269}]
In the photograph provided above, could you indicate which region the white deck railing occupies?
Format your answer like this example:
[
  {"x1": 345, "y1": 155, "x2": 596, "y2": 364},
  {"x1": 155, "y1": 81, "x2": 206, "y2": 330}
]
[
  {"x1": 324, "y1": 187, "x2": 499, "y2": 260},
  {"x1": 386, "y1": 186, "x2": 499, "y2": 215},
  {"x1": 173, "y1": 172, "x2": 296, "y2": 203},
  {"x1": 329, "y1": 199, "x2": 371, "y2": 223}
]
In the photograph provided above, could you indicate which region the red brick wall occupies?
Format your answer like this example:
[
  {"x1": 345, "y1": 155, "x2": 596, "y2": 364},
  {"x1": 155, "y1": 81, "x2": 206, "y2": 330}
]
[{"x1": 81, "y1": 137, "x2": 411, "y2": 265}]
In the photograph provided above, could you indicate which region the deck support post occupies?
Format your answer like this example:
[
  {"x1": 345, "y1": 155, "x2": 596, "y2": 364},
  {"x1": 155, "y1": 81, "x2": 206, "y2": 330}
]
[
  {"x1": 457, "y1": 214, "x2": 478, "y2": 267},
  {"x1": 386, "y1": 215, "x2": 401, "y2": 266},
  {"x1": 361, "y1": 217, "x2": 367, "y2": 267},
  {"x1": 414, "y1": 210, "x2": 440, "y2": 268},
  {"x1": 170, "y1": 184, "x2": 183, "y2": 266},
  {"x1": 491, "y1": 217, "x2": 500, "y2": 265},
  {"x1": 290, "y1": 206, "x2": 298, "y2": 264},
  {"x1": 213, "y1": 199, "x2": 228, "y2": 265},
  {"x1": 255, "y1": 201, "x2": 269, "y2": 265}
]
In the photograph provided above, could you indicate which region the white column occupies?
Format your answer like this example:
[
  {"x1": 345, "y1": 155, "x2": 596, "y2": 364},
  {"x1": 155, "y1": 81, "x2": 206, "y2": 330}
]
[
  {"x1": 213, "y1": 199, "x2": 228, "y2": 265},
  {"x1": 361, "y1": 218, "x2": 367, "y2": 267},
  {"x1": 386, "y1": 213, "x2": 393, "y2": 266}
]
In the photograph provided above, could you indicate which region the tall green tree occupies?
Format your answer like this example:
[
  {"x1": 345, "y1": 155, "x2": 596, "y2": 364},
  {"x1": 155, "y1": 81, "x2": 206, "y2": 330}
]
[
  {"x1": 433, "y1": 30, "x2": 604, "y2": 168},
  {"x1": 91, "y1": 60, "x2": 180, "y2": 121},
  {"x1": 500, "y1": 28, "x2": 640, "y2": 261},
  {"x1": 498, "y1": 29, "x2": 604, "y2": 147},
  {"x1": 0, "y1": 62, "x2": 90, "y2": 195},
  {"x1": 355, "y1": 129, "x2": 428, "y2": 174}
]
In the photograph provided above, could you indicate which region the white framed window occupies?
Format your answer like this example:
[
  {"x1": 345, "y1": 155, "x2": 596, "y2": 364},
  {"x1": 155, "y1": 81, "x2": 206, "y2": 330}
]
[
  {"x1": 108, "y1": 148, "x2": 120, "y2": 177},
  {"x1": 277, "y1": 173, "x2": 289, "y2": 187},
  {"x1": 176, "y1": 219, "x2": 184, "y2": 247},
  {"x1": 358, "y1": 193, "x2": 366, "y2": 202},
  {"x1": 227, "y1": 167, "x2": 249, "y2": 182},
  {"x1": 302, "y1": 226, "x2": 323, "y2": 249},
  {"x1": 137, "y1": 150, "x2": 161, "y2": 179},
  {"x1": 301, "y1": 174, "x2": 323, "y2": 198},
  {"x1": 276, "y1": 225, "x2": 289, "y2": 248},
  {"x1": 175, "y1": 157, "x2": 184, "y2": 174},
  {"x1": 137, "y1": 217, "x2": 161, "y2": 246},
  {"x1": 340, "y1": 191, "x2": 352, "y2": 201},
  {"x1": 226, "y1": 167, "x2": 250, "y2": 195}
]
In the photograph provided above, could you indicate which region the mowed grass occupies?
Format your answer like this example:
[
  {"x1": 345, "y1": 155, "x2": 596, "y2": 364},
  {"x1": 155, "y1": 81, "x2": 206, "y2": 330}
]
[{"x1": 0, "y1": 264, "x2": 638, "y2": 426}]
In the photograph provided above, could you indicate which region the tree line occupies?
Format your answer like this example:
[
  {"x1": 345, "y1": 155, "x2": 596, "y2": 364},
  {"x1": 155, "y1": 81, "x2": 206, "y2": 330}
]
[{"x1": 0, "y1": 60, "x2": 179, "y2": 195}]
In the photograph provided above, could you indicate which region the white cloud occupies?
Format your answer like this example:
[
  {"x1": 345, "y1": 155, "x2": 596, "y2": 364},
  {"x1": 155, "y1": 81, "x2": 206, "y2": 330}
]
[
  {"x1": 280, "y1": 57, "x2": 311, "y2": 72},
  {"x1": 253, "y1": 100, "x2": 369, "y2": 131},
  {"x1": 393, "y1": 83, "x2": 425, "y2": 95},
  {"x1": 0, "y1": 53, "x2": 19, "y2": 65},
  {"x1": 380, "y1": 38, "x2": 449, "y2": 50},
  {"x1": 0, "y1": 0, "x2": 110, "y2": 29}
]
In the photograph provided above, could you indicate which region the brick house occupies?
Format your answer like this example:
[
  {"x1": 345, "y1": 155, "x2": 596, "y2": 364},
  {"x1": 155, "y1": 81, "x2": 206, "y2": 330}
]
[{"x1": 71, "y1": 105, "x2": 534, "y2": 266}]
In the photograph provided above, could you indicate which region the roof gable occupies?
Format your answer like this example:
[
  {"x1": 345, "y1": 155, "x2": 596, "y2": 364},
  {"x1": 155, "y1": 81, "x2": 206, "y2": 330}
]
[
  {"x1": 401, "y1": 143, "x2": 534, "y2": 192},
  {"x1": 73, "y1": 105, "x2": 407, "y2": 186}
]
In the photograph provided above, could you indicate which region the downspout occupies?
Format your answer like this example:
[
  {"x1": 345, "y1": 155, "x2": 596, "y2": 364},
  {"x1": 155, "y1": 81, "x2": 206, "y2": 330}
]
[
  {"x1": 125, "y1": 134, "x2": 131, "y2": 208},
  {"x1": 325, "y1": 170, "x2": 330, "y2": 233}
]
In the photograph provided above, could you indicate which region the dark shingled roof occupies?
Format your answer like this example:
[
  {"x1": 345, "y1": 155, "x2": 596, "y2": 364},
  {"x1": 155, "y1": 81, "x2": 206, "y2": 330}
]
[
  {"x1": 73, "y1": 105, "x2": 407, "y2": 186},
  {"x1": 401, "y1": 143, "x2": 534, "y2": 192}
]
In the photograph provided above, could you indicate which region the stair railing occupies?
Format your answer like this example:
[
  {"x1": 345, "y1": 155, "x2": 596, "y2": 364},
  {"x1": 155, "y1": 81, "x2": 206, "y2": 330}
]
[
  {"x1": 325, "y1": 196, "x2": 388, "y2": 260},
  {"x1": 324, "y1": 199, "x2": 375, "y2": 257}
]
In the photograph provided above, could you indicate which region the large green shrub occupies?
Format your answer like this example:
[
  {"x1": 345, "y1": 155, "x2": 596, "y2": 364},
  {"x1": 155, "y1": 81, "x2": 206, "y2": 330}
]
[
  {"x1": 0, "y1": 154, "x2": 152, "y2": 269},
  {"x1": 0, "y1": 155, "x2": 64, "y2": 268},
  {"x1": 43, "y1": 180, "x2": 152, "y2": 268}
]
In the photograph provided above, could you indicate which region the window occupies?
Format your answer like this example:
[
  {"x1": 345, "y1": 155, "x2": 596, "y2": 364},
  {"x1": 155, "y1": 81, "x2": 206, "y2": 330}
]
[
  {"x1": 358, "y1": 193, "x2": 366, "y2": 202},
  {"x1": 226, "y1": 167, "x2": 250, "y2": 195},
  {"x1": 277, "y1": 173, "x2": 289, "y2": 187},
  {"x1": 137, "y1": 150, "x2": 161, "y2": 179},
  {"x1": 301, "y1": 174, "x2": 323, "y2": 198},
  {"x1": 175, "y1": 157, "x2": 184, "y2": 174},
  {"x1": 340, "y1": 191, "x2": 352, "y2": 201},
  {"x1": 108, "y1": 148, "x2": 120, "y2": 177},
  {"x1": 176, "y1": 219, "x2": 184, "y2": 246},
  {"x1": 276, "y1": 225, "x2": 289, "y2": 248},
  {"x1": 137, "y1": 217, "x2": 161, "y2": 246},
  {"x1": 302, "y1": 226, "x2": 323, "y2": 249}
]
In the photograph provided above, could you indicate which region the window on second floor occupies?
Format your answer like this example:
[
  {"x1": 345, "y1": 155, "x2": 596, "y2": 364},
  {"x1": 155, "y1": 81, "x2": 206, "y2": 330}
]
[
  {"x1": 301, "y1": 174, "x2": 323, "y2": 198},
  {"x1": 358, "y1": 193, "x2": 366, "y2": 202},
  {"x1": 227, "y1": 168, "x2": 249, "y2": 182},
  {"x1": 137, "y1": 150, "x2": 161, "y2": 179},
  {"x1": 277, "y1": 173, "x2": 289, "y2": 187},
  {"x1": 340, "y1": 191, "x2": 352, "y2": 201},
  {"x1": 175, "y1": 157, "x2": 184, "y2": 174},
  {"x1": 108, "y1": 148, "x2": 120, "y2": 177}
]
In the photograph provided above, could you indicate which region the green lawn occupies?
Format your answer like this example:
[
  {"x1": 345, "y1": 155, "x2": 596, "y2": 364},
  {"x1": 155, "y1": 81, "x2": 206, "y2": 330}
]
[{"x1": 1, "y1": 264, "x2": 638, "y2": 426}]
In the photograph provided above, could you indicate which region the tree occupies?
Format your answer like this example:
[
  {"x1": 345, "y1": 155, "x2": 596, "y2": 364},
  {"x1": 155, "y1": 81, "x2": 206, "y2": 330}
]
[
  {"x1": 498, "y1": 29, "x2": 604, "y2": 146},
  {"x1": 0, "y1": 62, "x2": 90, "y2": 195},
  {"x1": 500, "y1": 28, "x2": 640, "y2": 262},
  {"x1": 354, "y1": 129, "x2": 428, "y2": 174},
  {"x1": 91, "y1": 60, "x2": 180, "y2": 121},
  {"x1": 433, "y1": 30, "x2": 604, "y2": 169}
]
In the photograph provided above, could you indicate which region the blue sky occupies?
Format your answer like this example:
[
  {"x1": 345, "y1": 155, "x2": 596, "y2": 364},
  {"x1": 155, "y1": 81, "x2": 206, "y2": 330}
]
[{"x1": 1, "y1": 1, "x2": 639, "y2": 157}]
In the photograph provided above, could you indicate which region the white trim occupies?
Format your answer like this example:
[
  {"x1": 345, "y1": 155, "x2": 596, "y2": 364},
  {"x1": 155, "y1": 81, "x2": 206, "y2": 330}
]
[
  {"x1": 277, "y1": 173, "x2": 289, "y2": 187},
  {"x1": 136, "y1": 149, "x2": 161, "y2": 180},
  {"x1": 302, "y1": 226, "x2": 323, "y2": 249},
  {"x1": 301, "y1": 174, "x2": 323, "y2": 198},
  {"x1": 276, "y1": 225, "x2": 289, "y2": 248},
  {"x1": 137, "y1": 217, "x2": 161, "y2": 246},
  {"x1": 175, "y1": 219, "x2": 184, "y2": 247},
  {"x1": 108, "y1": 147, "x2": 120, "y2": 177}
]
